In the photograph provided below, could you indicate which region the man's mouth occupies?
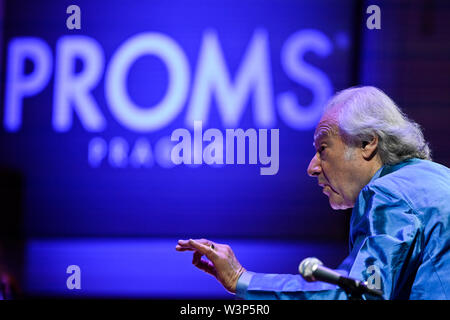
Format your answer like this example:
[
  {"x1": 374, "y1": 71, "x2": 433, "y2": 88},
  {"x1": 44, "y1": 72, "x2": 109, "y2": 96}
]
[{"x1": 319, "y1": 183, "x2": 338, "y2": 195}]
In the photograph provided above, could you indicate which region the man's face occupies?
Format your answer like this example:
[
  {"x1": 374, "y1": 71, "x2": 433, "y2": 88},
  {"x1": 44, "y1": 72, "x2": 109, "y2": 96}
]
[{"x1": 307, "y1": 117, "x2": 364, "y2": 210}]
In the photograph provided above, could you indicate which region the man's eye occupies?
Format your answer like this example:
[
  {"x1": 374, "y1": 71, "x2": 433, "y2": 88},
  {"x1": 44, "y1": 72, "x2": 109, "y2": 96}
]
[{"x1": 319, "y1": 146, "x2": 326, "y2": 153}]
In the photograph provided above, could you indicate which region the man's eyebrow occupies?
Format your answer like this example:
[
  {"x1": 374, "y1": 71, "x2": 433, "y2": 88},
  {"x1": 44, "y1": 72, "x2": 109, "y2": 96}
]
[{"x1": 313, "y1": 131, "x2": 329, "y2": 149}]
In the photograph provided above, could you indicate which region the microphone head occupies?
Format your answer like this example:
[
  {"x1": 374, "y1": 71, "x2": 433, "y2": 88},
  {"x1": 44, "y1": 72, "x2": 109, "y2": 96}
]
[{"x1": 298, "y1": 257, "x2": 323, "y2": 282}]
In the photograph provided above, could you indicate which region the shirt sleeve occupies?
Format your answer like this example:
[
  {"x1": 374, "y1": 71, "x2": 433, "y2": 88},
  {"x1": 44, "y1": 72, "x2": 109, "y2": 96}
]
[
  {"x1": 235, "y1": 271, "x2": 255, "y2": 299},
  {"x1": 235, "y1": 184, "x2": 423, "y2": 300},
  {"x1": 235, "y1": 270, "x2": 350, "y2": 300}
]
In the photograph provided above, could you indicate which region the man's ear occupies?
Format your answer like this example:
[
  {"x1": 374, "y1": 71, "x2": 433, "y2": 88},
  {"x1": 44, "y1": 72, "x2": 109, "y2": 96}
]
[{"x1": 361, "y1": 135, "x2": 378, "y2": 160}]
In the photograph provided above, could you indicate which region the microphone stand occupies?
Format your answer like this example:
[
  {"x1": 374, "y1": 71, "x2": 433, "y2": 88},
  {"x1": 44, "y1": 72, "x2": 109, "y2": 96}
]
[{"x1": 338, "y1": 277, "x2": 382, "y2": 300}]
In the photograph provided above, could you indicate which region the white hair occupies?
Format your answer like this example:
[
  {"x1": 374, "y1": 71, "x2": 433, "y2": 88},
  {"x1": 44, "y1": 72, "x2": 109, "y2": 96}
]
[{"x1": 325, "y1": 86, "x2": 431, "y2": 165}]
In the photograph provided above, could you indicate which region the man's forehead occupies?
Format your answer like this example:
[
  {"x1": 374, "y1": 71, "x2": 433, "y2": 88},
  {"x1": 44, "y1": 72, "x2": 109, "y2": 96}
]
[
  {"x1": 313, "y1": 119, "x2": 338, "y2": 147},
  {"x1": 313, "y1": 107, "x2": 340, "y2": 147}
]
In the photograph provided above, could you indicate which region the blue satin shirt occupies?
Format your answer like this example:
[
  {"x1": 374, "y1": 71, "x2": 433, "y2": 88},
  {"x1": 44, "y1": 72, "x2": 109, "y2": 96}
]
[{"x1": 236, "y1": 159, "x2": 450, "y2": 300}]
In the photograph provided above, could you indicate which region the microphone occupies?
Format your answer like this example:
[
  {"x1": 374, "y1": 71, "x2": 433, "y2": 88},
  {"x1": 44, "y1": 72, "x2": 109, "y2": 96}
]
[{"x1": 298, "y1": 257, "x2": 383, "y2": 298}]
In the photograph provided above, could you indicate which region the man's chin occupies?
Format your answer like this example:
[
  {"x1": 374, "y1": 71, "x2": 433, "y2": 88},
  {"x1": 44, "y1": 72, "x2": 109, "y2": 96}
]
[
  {"x1": 330, "y1": 202, "x2": 345, "y2": 210},
  {"x1": 328, "y1": 196, "x2": 352, "y2": 210}
]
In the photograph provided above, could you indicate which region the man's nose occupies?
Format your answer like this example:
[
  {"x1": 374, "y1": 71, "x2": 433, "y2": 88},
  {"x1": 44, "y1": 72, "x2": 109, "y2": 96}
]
[{"x1": 307, "y1": 153, "x2": 322, "y2": 177}]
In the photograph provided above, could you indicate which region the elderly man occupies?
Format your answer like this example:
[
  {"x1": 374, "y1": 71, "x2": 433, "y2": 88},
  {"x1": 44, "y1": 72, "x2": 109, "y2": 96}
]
[{"x1": 176, "y1": 86, "x2": 450, "y2": 300}]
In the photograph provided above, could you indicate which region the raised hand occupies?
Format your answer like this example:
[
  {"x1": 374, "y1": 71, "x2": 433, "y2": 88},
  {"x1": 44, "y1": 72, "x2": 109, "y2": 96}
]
[{"x1": 176, "y1": 239, "x2": 246, "y2": 294}]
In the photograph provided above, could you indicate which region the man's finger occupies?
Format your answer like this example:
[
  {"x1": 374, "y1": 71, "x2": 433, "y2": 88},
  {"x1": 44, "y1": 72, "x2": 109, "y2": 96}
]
[
  {"x1": 177, "y1": 239, "x2": 193, "y2": 247},
  {"x1": 175, "y1": 245, "x2": 195, "y2": 251},
  {"x1": 176, "y1": 239, "x2": 199, "y2": 251},
  {"x1": 178, "y1": 239, "x2": 214, "y2": 247},
  {"x1": 189, "y1": 239, "x2": 217, "y2": 261},
  {"x1": 191, "y1": 239, "x2": 212, "y2": 246},
  {"x1": 192, "y1": 251, "x2": 202, "y2": 265},
  {"x1": 176, "y1": 239, "x2": 217, "y2": 252},
  {"x1": 177, "y1": 239, "x2": 210, "y2": 248},
  {"x1": 192, "y1": 251, "x2": 216, "y2": 277}
]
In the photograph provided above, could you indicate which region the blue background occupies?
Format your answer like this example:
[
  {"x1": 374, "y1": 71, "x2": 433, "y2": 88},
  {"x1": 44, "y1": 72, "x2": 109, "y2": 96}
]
[{"x1": 0, "y1": 0, "x2": 357, "y2": 298}]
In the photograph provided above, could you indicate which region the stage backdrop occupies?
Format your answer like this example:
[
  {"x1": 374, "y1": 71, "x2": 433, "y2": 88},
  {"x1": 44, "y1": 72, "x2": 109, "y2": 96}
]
[{"x1": 0, "y1": 0, "x2": 356, "y2": 297}]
